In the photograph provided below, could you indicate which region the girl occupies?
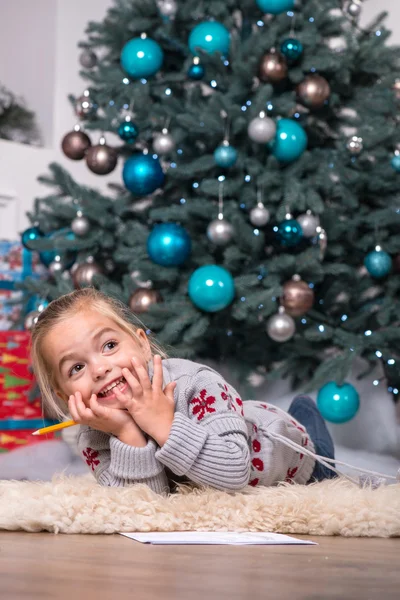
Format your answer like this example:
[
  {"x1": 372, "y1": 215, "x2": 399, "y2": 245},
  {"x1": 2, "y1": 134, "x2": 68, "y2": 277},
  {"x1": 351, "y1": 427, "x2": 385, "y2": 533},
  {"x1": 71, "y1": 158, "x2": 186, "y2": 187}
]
[{"x1": 30, "y1": 288, "x2": 336, "y2": 495}]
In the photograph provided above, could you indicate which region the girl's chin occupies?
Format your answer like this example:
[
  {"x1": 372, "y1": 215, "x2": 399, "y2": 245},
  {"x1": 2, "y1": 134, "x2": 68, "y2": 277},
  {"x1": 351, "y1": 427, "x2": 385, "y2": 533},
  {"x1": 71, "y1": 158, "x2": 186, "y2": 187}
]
[{"x1": 96, "y1": 398, "x2": 127, "y2": 410}]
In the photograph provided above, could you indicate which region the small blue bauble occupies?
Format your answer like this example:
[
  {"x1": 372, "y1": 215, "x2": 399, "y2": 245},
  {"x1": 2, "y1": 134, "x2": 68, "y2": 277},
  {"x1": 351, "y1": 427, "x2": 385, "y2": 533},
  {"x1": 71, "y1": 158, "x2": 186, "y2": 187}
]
[
  {"x1": 280, "y1": 38, "x2": 303, "y2": 62},
  {"x1": 256, "y1": 0, "x2": 295, "y2": 15},
  {"x1": 21, "y1": 226, "x2": 43, "y2": 250},
  {"x1": 188, "y1": 265, "x2": 235, "y2": 313},
  {"x1": 391, "y1": 154, "x2": 400, "y2": 172},
  {"x1": 120, "y1": 37, "x2": 164, "y2": 78},
  {"x1": 189, "y1": 22, "x2": 230, "y2": 56},
  {"x1": 147, "y1": 223, "x2": 191, "y2": 267},
  {"x1": 364, "y1": 250, "x2": 392, "y2": 278},
  {"x1": 271, "y1": 119, "x2": 307, "y2": 163},
  {"x1": 214, "y1": 143, "x2": 238, "y2": 168},
  {"x1": 317, "y1": 381, "x2": 360, "y2": 424},
  {"x1": 276, "y1": 218, "x2": 303, "y2": 247},
  {"x1": 39, "y1": 229, "x2": 77, "y2": 268},
  {"x1": 123, "y1": 154, "x2": 165, "y2": 196},
  {"x1": 188, "y1": 62, "x2": 205, "y2": 80},
  {"x1": 118, "y1": 119, "x2": 139, "y2": 143},
  {"x1": 26, "y1": 295, "x2": 49, "y2": 314}
]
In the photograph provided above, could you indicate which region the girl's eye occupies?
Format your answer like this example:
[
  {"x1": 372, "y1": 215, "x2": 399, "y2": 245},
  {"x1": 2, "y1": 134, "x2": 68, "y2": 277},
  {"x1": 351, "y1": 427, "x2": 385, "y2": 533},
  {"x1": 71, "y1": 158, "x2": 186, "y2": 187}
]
[
  {"x1": 104, "y1": 340, "x2": 118, "y2": 351},
  {"x1": 69, "y1": 364, "x2": 84, "y2": 377}
]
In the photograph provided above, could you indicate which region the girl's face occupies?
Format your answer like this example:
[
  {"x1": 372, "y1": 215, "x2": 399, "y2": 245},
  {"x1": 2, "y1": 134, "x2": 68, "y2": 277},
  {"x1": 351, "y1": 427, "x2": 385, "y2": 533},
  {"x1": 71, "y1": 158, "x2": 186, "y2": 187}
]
[{"x1": 43, "y1": 308, "x2": 152, "y2": 409}]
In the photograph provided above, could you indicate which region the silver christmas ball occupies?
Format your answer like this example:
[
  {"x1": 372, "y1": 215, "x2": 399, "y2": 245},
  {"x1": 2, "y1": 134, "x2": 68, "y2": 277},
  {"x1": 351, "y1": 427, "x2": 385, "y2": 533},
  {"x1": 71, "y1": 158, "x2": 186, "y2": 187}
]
[
  {"x1": 79, "y1": 49, "x2": 97, "y2": 69},
  {"x1": 346, "y1": 135, "x2": 363, "y2": 155},
  {"x1": 250, "y1": 203, "x2": 270, "y2": 227},
  {"x1": 24, "y1": 310, "x2": 40, "y2": 330},
  {"x1": 158, "y1": 0, "x2": 177, "y2": 17},
  {"x1": 347, "y1": 2, "x2": 362, "y2": 18},
  {"x1": 266, "y1": 309, "x2": 296, "y2": 342},
  {"x1": 73, "y1": 261, "x2": 103, "y2": 288},
  {"x1": 153, "y1": 130, "x2": 175, "y2": 155},
  {"x1": 75, "y1": 92, "x2": 97, "y2": 119},
  {"x1": 297, "y1": 212, "x2": 320, "y2": 238},
  {"x1": 71, "y1": 215, "x2": 90, "y2": 237},
  {"x1": 207, "y1": 218, "x2": 235, "y2": 246},
  {"x1": 49, "y1": 259, "x2": 65, "y2": 275},
  {"x1": 248, "y1": 116, "x2": 276, "y2": 144}
]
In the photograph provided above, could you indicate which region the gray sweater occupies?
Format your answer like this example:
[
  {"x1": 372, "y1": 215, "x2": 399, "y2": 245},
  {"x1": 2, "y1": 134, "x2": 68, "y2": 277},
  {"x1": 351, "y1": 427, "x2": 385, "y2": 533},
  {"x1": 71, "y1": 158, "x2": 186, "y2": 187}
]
[{"x1": 77, "y1": 358, "x2": 316, "y2": 494}]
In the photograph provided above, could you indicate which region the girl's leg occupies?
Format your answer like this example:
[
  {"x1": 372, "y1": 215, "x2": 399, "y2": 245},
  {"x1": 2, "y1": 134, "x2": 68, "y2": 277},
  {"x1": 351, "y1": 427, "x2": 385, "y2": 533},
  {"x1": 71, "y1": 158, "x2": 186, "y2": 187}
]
[{"x1": 288, "y1": 395, "x2": 336, "y2": 482}]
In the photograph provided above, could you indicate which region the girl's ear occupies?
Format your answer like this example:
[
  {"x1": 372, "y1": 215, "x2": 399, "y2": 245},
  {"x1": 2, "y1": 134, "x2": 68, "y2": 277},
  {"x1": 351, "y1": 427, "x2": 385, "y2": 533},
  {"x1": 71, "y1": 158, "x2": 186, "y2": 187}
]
[{"x1": 136, "y1": 328, "x2": 152, "y2": 361}]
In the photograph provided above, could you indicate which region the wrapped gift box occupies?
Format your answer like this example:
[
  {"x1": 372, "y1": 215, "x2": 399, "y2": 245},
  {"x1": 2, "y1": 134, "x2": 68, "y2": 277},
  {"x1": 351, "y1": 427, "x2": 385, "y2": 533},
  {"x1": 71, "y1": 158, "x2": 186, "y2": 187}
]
[
  {"x1": 0, "y1": 240, "x2": 45, "y2": 330},
  {"x1": 0, "y1": 330, "x2": 59, "y2": 452}
]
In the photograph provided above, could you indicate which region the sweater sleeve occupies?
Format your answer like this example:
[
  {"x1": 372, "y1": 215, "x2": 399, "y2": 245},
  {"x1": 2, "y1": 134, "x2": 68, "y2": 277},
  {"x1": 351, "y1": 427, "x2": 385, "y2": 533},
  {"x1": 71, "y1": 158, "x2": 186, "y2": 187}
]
[
  {"x1": 155, "y1": 369, "x2": 251, "y2": 492},
  {"x1": 77, "y1": 425, "x2": 170, "y2": 495}
]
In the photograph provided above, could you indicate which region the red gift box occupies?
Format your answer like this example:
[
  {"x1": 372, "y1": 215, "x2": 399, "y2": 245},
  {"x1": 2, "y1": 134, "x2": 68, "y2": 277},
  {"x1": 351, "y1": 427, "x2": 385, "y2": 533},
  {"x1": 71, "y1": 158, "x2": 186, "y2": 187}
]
[{"x1": 0, "y1": 330, "x2": 59, "y2": 452}]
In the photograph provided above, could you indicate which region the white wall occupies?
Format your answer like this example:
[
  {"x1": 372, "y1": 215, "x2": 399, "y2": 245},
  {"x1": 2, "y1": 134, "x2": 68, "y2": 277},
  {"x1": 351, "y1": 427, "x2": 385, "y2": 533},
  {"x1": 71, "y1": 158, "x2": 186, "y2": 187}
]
[{"x1": 0, "y1": 0, "x2": 398, "y2": 238}]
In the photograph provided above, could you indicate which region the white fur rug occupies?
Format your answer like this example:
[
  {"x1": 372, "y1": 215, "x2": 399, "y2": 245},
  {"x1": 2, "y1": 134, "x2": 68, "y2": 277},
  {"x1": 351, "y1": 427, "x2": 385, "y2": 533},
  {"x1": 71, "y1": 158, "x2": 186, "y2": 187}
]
[{"x1": 1, "y1": 475, "x2": 399, "y2": 537}]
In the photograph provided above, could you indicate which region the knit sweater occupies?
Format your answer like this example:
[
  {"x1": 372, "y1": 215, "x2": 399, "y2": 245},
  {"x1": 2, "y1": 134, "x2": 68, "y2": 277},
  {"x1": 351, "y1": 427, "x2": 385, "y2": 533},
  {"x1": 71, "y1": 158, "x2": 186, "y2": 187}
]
[{"x1": 77, "y1": 358, "x2": 316, "y2": 494}]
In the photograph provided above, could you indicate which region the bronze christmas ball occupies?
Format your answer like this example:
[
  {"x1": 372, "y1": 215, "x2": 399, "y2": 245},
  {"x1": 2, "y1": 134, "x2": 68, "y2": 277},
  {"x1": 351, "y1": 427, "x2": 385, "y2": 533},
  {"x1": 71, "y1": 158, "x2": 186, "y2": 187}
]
[
  {"x1": 86, "y1": 143, "x2": 118, "y2": 175},
  {"x1": 61, "y1": 130, "x2": 91, "y2": 160},
  {"x1": 259, "y1": 51, "x2": 288, "y2": 83},
  {"x1": 297, "y1": 74, "x2": 331, "y2": 109},
  {"x1": 281, "y1": 279, "x2": 315, "y2": 317},
  {"x1": 393, "y1": 79, "x2": 400, "y2": 101},
  {"x1": 129, "y1": 288, "x2": 163, "y2": 314},
  {"x1": 73, "y1": 261, "x2": 103, "y2": 288}
]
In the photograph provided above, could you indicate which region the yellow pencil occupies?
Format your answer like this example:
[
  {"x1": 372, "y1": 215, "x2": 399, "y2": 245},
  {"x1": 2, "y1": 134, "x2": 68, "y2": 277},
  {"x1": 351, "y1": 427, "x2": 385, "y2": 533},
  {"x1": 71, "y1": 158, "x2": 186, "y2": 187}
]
[{"x1": 32, "y1": 420, "x2": 77, "y2": 436}]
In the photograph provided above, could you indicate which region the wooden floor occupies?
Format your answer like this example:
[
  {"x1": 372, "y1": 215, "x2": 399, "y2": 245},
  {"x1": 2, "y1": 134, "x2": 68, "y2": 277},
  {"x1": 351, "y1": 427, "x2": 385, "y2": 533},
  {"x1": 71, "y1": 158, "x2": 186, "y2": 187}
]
[{"x1": 1, "y1": 531, "x2": 399, "y2": 600}]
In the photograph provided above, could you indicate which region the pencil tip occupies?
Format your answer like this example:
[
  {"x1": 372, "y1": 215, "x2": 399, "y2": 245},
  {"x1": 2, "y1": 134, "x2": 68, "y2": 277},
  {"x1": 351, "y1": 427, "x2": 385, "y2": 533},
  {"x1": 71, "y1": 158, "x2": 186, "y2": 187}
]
[{"x1": 32, "y1": 431, "x2": 39, "y2": 436}]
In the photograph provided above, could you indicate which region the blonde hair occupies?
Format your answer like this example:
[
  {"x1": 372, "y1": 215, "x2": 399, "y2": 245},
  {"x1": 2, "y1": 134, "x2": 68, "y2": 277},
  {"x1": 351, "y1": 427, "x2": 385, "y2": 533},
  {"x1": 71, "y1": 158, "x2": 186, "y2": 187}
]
[{"x1": 30, "y1": 287, "x2": 167, "y2": 420}]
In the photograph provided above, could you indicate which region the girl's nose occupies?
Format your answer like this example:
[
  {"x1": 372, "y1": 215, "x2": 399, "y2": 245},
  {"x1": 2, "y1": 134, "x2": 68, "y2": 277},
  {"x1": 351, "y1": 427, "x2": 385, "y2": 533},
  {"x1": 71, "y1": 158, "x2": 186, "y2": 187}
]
[{"x1": 93, "y1": 362, "x2": 112, "y2": 380}]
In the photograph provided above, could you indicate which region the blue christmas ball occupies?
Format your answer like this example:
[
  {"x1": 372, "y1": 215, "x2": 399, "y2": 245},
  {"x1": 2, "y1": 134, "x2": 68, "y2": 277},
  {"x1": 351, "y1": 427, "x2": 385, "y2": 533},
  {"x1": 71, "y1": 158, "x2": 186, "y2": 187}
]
[
  {"x1": 256, "y1": 0, "x2": 295, "y2": 14},
  {"x1": 391, "y1": 154, "x2": 400, "y2": 172},
  {"x1": 26, "y1": 295, "x2": 49, "y2": 314},
  {"x1": 214, "y1": 143, "x2": 238, "y2": 168},
  {"x1": 147, "y1": 223, "x2": 191, "y2": 267},
  {"x1": 188, "y1": 62, "x2": 205, "y2": 80},
  {"x1": 271, "y1": 119, "x2": 308, "y2": 163},
  {"x1": 39, "y1": 229, "x2": 77, "y2": 268},
  {"x1": 123, "y1": 153, "x2": 165, "y2": 196},
  {"x1": 188, "y1": 265, "x2": 235, "y2": 312},
  {"x1": 189, "y1": 22, "x2": 230, "y2": 56},
  {"x1": 317, "y1": 381, "x2": 360, "y2": 424},
  {"x1": 276, "y1": 218, "x2": 303, "y2": 247},
  {"x1": 21, "y1": 226, "x2": 43, "y2": 250},
  {"x1": 364, "y1": 250, "x2": 392, "y2": 278},
  {"x1": 118, "y1": 119, "x2": 139, "y2": 143},
  {"x1": 280, "y1": 38, "x2": 303, "y2": 62},
  {"x1": 120, "y1": 37, "x2": 164, "y2": 78}
]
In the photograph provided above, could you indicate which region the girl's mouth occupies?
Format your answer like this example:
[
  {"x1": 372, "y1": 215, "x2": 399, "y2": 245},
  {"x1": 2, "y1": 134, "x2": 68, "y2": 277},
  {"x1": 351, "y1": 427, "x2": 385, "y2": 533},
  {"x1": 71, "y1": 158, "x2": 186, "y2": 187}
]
[{"x1": 98, "y1": 377, "x2": 127, "y2": 399}]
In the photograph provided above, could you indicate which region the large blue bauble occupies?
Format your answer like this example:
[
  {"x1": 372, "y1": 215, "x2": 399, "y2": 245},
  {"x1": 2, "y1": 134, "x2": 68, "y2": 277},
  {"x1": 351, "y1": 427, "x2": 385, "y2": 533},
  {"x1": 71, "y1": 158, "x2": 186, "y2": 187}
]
[
  {"x1": 271, "y1": 119, "x2": 307, "y2": 163},
  {"x1": 123, "y1": 154, "x2": 165, "y2": 196},
  {"x1": 317, "y1": 382, "x2": 360, "y2": 424},
  {"x1": 364, "y1": 250, "x2": 392, "y2": 278},
  {"x1": 188, "y1": 265, "x2": 235, "y2": 313},
  {"x1": 120, "y1": 37, "x2": 164, "y2": 78},
  {"x1": 39, "y1": 229, "x2": 77, "y2": 268},
  {"x1": 276, "y1": 218, "x2": 303, "y2": 247},
  {"x1": 147, "y1": 223, "x2": 191, "y2": 267},
  {"x1": 280, "y1": 38, "x2": 303, "y2": 62},
  {"x1": 189, "y1": 22, "x2": 230, "y2": 56},
  {"x1": 391, "y1": 155, "x2": 400, "y2": 172},
  {"x1": 118, "y1": 119, "x2": 139, "y2": 143},
  {"x1": 256, "y1": 0, "x2": 295, "y2": 14},
  {"x1": 214, "y1": 144, "x2": 238, "y2": 168},
  {"x1": 21, "y1": 226, "x2": 43, "y2": 250}
]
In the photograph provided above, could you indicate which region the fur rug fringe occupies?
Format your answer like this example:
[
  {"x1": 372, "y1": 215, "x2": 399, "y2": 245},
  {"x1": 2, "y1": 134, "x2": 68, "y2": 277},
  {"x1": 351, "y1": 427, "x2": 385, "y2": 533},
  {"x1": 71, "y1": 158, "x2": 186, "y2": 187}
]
[{"x1": 1, "y1": 475, "x2": 399, "y2": 537}]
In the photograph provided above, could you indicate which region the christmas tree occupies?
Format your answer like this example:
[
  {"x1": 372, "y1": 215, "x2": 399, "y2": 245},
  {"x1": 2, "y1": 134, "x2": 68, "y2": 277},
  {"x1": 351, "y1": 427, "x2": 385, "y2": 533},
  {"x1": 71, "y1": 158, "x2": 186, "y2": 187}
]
[
  {"x1": 0, "y1": 83, "x2": 41, "y2": 145},
  {"x1": 21, "y1": 0, "x2": 400, "y2": 416}
]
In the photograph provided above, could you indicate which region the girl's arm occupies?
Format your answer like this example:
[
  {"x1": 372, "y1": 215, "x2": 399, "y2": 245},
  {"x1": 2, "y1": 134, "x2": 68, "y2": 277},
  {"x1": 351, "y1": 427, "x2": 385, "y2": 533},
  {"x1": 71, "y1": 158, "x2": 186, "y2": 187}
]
[
  {"x1": 155, "y1": 369, "x2": 251, "y2": 492},
  {"x1": 77, "y1": 425, "x2": 170, "y2": 494}
]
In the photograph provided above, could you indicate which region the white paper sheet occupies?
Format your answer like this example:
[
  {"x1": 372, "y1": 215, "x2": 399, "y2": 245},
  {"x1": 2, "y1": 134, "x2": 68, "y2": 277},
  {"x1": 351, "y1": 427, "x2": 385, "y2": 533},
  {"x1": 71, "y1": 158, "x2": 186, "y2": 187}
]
[{"x1": 119, "y1": 531, "x2": 316, "y2": 545}]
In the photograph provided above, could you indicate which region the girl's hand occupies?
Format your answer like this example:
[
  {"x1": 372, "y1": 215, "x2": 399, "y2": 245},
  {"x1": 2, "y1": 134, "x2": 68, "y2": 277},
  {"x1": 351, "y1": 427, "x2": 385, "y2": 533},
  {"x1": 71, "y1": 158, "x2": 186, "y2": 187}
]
[
  {"x1": 114, "y1": 354, "x2": 176, "y2": 446},
  {"x1": 68, "y1": 391, "x2": 142, "y2": 439}
]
